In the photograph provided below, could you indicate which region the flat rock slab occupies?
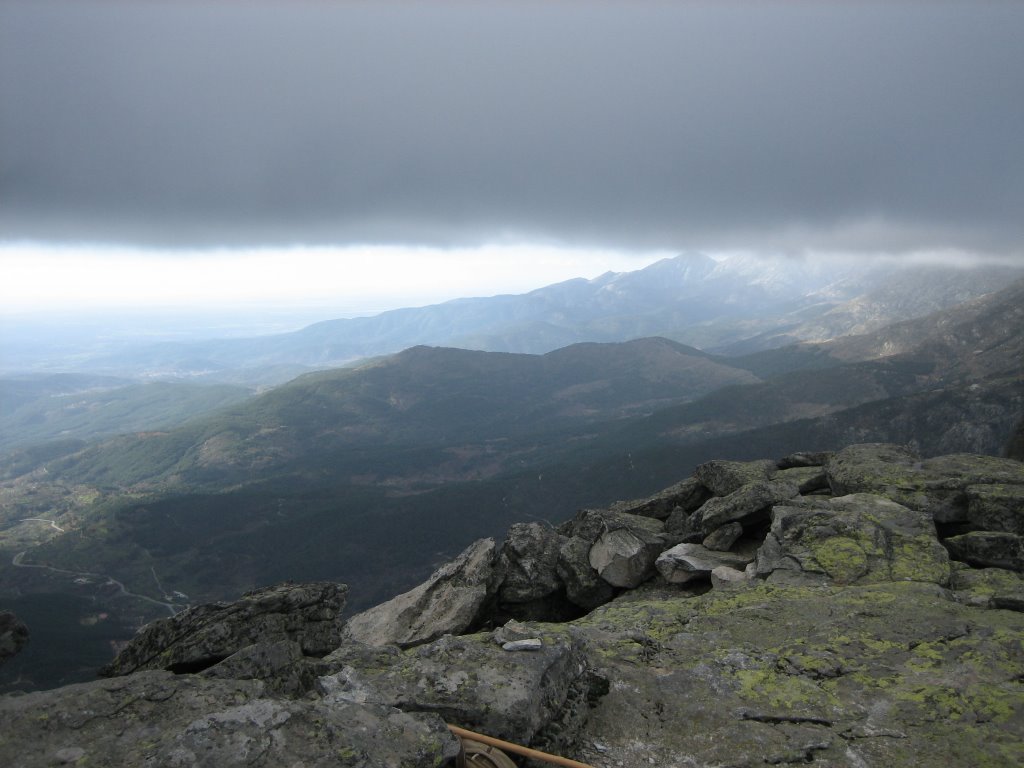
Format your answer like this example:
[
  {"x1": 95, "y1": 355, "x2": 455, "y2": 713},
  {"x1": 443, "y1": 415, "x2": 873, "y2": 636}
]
[
  {"x1": 343, "y1": 538, "x2": 495, "y2": 648},
  {"x1": 966, "y1": 484, "x2": 1024, "y2": 534},
  {"x1": 950, "y1": 566, "x2": 1024, "y2": 611},
  {"x1": 756, "y1": 494, "x2": 950, "y2": 586},
  {"x1": 944, "y1": 531, "x2": 1024, "y2": 572},
  {"x1": 608, "y1": 476, "x2": 709, "y2": 519},
  {"x1": 0, "y1": 670, "x2": 459, "y2": 768},
  {"x1": 656, "y1": 543, "x2": 754, "y2": 584},
  {"x1": 571, "y1": 580, "x2": 1024, "y2": 768},
  {"x1": 697, "y1": 479, "x2": 801, "y2": 534},
  {"x1": 317, "y1": 630, "x2": 596, "y2": 751},
  {"x1": 695, "y1": 459, "x2": 777, "y2": 496},
  {"x1": 102, "y1": 581, "x2": 347, "y2": 677},
  {"x1": 827, "y1": 443, "x2": 1024, "y2": 523}
]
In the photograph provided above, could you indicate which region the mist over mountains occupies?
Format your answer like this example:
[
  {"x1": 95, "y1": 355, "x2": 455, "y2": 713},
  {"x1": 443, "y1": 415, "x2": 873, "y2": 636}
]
[
  {"x1": 1, "y1": 255, "x2": 1022, "y2": 692},
  {"x1": 4, "y1": 253, "x2": 1019, "y2": 385}
]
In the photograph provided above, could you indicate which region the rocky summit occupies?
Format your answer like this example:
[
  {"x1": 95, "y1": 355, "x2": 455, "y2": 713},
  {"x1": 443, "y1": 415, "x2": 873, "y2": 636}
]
[{"x1": 1, "y1": 443, "x2": 1023, "y2": 767}]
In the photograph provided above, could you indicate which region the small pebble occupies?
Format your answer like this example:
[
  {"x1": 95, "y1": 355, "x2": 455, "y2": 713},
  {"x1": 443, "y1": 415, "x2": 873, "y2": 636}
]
[{"x1": 502, "y1": 638, "x2": 542, "y2": 652}]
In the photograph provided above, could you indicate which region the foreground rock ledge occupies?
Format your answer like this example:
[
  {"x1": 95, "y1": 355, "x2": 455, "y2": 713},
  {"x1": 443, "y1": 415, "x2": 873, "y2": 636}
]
[{"x1": 3, "y1": 443, "x2": 1023, "y2": 767}]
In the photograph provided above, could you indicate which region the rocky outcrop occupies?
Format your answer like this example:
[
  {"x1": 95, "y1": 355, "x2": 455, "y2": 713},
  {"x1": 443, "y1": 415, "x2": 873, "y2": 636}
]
[
  {"x1": 102, "y1": 581, "x2": 346, "y2": 677},
  {"x1": 317, "y1": 629, "x2": 598, "y2": 754},
  {"x1": 944, "y1": 531, "x2": 1024, "y2": 572},
  {"x1": 0, "y1": 670, "x2": 459, "y2": 767},
  {"x1": 342, "y1": 538, "x2": 496, "y2": 649},
  {"x1": 0, "y1": 612, "x2": 28, "y2": 666},
  {"x1": 695, "y1": 478, "x2": 801, "y2": 533},
  {"x1": 826, "y1": 443, "x2": 1024, "y2": 524},
  {"x1": 695, "y1": 458, "x2": 777, "y2": 496},
  {"x1": 495, "y1": 524, "x2": 564, "y2": 603},
  {"x1": 6, "y1": 442, "x2": 1024, "y2": 767},
  {"x1": 588, "y1": 526, "x2": 663, "y2": 588},
  {"x1": 571, "y1": 580, "x2": 1024, "y2": 768},
  {"x1": 655, "y1": 542, "x2": 755, "y2": 584},
  {"x1": 756, "y1": 494, "x2": 951, "y2": 586}
]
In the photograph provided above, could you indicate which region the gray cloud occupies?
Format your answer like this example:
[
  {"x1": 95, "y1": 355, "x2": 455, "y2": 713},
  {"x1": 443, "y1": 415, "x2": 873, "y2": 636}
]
[{"x1": 1, "y1": 1, "x2": 1022, "y2": 254}]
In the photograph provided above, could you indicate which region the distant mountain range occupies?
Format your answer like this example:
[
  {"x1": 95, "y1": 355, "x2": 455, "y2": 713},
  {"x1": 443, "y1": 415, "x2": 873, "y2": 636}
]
[{"x1": 34, "y1": 254, "x2": 1021, "y2": 383}]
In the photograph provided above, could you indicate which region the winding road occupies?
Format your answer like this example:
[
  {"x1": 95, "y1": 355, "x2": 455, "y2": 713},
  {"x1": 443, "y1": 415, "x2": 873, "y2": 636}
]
[{"x1": 11, "y1": 518, "x2": 177, "y2": 616}]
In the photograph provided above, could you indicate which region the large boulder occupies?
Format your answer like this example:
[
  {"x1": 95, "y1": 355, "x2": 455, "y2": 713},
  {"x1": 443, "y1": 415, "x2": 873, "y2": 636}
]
[
  {"x1": 656, "y1": 543, "x2": 756, "y2": 584},
  {"x1": 608, "y1": 476, "x2": 709, "y2": 520},
  {"x1": 102, "y1": 581, "x2": 347, "y2": 677},
  {"x1": 201, "y1": 640, "x2": 315, "y2": 697},
  {"x1": 496, "y1": 523, "x2": 565, "y2": 603},
  {"x1": 317, "y1": 629, "x2": 600, "y2": 753},
  {"x1": 558, "y1": 508, "x2": 668, "y2": 589},
  {"x1": 695, "y1": 459, "x2": 777, "y2": 496},
  {"x1": 0, "y1": 612, "x2": 28, "y2": 667},
  {"x1": 827, "y1": 443, "x2": 1024, "y2": 524},
  {"x1": 343, "y1": 538, "x2": 496, "y2": 648},
  {"x1": 965, "y1": 484, "x2": 1024, "y2": 534},
  {"x1": 944, "y1": 531, "x2": 1024, "y2": 572},
  {"x1": 588, "y1": 517, "x2": 667, "y2": 589},
  {"x1": 696, "y1": 479, "x2": 801, "y2": 534},
  {"x1": 950, "y1": 565, "x2": 1024, "y2": 611},
  {"x1": 556, "y1": 536, "x2": 615, "y2": 610},
  {"x1": 571, "y1": 580, "x2": 1024, "y2": 767},
  {"x1": 755, "y1": 494, "x2": 950, "y2": 586},
  {"x1": 0, "y1": 670, "x2": 459, "y2": 767}
]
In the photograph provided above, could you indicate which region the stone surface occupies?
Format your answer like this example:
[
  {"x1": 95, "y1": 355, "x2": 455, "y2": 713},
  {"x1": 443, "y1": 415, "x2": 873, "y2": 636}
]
[
  {"x1": 756, "y1": 494, "x2": 950, "y2": 586},
  {"x1": 950, "y1": 566, "x2": 1024, "y2": 611},
  {"x1": 776, "y1": 451, "x2": 834, "y2": 469},
  {"x1": 102, "y1": 581, "x2": 347, "y2": 677},
  {"x1": 774, "y1": 465, "x2": 830, "y2": 494},
  {"x1": 503, "y1": 638, "x2": 543, "y2": 652},
  {"x1": 589, "y1": 527, "x2": 664, "y2": 588},
  {"x1": 317, "y1": 630, "x2": 599, "y2": 754},
  {"x1": 827, "y1": 443, "x2": 1024, "y2": 523},
  {"x1": 343, "y1": 538, "x2": 495, "y2": 648},
  {"x1": 201, "y1": 640, "x2": 314, "y2": 697},
  {"x1": 702, "y1": 521, "x2": 743, "y2": 551},
  {"x1": 556, "y1": 535, "x2": 615, "y2": 610},
  {"x1": 656, "y1": 542, "x2": 755, "y2": 584},
  {"x1": 0, "y1": 612, "x2": 28, "y2": 667},
  {"x1": 608, "y1": 476, "x2": 709, "y2": 519},
  {"x1": 944, "y1": 531, "x2": 1024, "y2": 572},
  {"x1": 965, "y1": 484, "x2": 1024, "y2": 534},
  {"x1": 695, "y1": 458, "x2": 777, "y2": 496},
  {"x1": 496, "y1": 523, "x2": 565, "y2": 603},
  {"x1": 696, "y1": 479, "x2": 801, "y2": 534},
  {"x1": 710, "y1": 565, "x2": 749, "y2": 589},
  {"x1": 0, "y1": 670, "x2": 460, "y2": 767},
  {"x1": 571, "y1": 581, "x2": 1024, "y2": 768}
]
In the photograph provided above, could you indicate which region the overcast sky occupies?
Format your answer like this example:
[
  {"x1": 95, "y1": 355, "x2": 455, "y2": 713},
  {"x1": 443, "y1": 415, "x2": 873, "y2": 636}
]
[{"x1": 1, "y1": 1, "x2": 1022, "y2": 313}]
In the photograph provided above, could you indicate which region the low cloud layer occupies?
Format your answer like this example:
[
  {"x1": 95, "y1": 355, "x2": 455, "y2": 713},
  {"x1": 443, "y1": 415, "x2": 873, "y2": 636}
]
[{"x1": 1, "y1": 2, "x2": 1021, "y2": 255}]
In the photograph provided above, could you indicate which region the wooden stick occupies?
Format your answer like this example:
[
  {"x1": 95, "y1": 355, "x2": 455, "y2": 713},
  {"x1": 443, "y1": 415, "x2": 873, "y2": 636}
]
[{"x1": 447, "y1": 724, "x2": 597, "y2": 768}]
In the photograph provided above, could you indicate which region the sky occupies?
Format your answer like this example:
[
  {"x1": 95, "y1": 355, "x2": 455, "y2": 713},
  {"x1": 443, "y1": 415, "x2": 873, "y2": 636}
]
[{"x1": 1, "y1": 1, "x2": 1022, "y2": 316}]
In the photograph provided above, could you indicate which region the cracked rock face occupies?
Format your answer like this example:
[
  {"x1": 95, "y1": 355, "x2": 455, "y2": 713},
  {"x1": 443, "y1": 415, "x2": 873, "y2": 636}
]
[
  {"x1": 571, "y1": 580, "x2": 1024, "y2": 768},
  {"x1": 316, "y1": 629, "x2": 600, "y2": 754},
  {"x1": 342, "y1": 538, "x2": 496, "y2": 648},
  {"x1": 0, "y1": 670, "x2": 460, "y2": 768},
  {"x1": 756, "y1": 494, "x2": 951, "y2": 586},
  {"x1": 102, "y1": 581, "x2": 347, "y2": 677},
  {"x1": 6, "y1": 442, "x2": 1024, "y2": 768}
]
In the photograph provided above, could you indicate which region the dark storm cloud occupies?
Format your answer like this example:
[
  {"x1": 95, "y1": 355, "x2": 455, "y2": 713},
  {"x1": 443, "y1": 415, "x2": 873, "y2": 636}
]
[{"x1": 1, "y1": 1, "x2": 1022, "y2": 253}]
